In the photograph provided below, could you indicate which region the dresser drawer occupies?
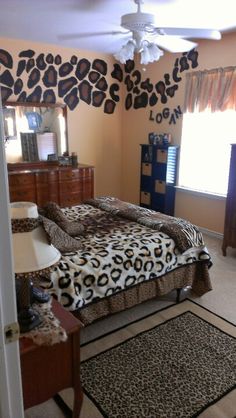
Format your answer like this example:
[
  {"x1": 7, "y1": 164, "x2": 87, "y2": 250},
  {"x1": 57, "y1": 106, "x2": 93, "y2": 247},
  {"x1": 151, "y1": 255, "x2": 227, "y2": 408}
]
[
  {"x1": 59, "y1": 192, "x2": 83, "y2": 207},
  {"x1": 10, "y1": 187, "x2": 36, "y2": 202},
  {"x1": 59, "y1": 179, "x2": 82, "y2": 194},
  {"x1": 8, "y1": 173, "x2": 35, "y2": 187},
  {"x1": 35, "y1": 171, "x2": 58, "y2": 184},
  {"x1": 58, "y1": 169, "x2": 81, "y2": 181}
]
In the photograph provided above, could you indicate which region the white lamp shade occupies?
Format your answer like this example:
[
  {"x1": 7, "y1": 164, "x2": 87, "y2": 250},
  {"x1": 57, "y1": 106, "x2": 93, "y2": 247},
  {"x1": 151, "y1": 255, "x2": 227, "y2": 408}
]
[{"x1": 11, "y1": 202, "x2": 61, "y2": 273}]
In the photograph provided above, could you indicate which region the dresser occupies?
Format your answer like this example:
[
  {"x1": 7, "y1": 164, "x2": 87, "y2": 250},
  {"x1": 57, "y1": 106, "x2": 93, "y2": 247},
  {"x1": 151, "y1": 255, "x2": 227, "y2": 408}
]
[
  {"x1": 8, "y1": 161, "x2": 94, "y2": 207},
  {"x1": 222, "y1": 144, "x2": 236, "y2": 256},
  {"x1": 140, "y1": 144, "x2": 179, "y2": 216}
]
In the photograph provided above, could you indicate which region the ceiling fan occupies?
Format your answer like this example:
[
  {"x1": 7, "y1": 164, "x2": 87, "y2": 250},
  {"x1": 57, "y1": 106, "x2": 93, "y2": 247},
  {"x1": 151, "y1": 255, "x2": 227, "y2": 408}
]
[{"x1": 60, "y1": 0, "x2": 222, "y2": 65}]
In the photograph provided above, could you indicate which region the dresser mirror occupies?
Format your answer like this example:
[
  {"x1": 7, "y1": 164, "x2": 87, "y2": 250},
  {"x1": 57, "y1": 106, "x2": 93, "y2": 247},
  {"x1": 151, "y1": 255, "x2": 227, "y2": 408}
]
[{"x1": 4, "y1": 102, "x2": 68, "y2": 163}]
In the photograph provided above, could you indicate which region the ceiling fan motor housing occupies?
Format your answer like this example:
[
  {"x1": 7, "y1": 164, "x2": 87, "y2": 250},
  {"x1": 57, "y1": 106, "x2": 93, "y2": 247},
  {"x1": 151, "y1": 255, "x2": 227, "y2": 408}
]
[{"x1": 121, "y1": 12, "x2": 155, "y2": 32}]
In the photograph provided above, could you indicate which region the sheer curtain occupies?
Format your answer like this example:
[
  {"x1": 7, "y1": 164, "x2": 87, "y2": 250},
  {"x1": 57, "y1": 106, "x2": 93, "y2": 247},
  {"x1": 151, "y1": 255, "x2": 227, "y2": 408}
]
[{"x1": 179, "y1": 67, "x2": 236, "y2": 195}]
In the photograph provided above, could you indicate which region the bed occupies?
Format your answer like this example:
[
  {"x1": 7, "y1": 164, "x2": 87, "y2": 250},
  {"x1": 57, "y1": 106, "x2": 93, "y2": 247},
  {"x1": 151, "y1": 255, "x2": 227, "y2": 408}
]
[{"x1": 34, "y1": 196, "x2": 212, "y2": 325}]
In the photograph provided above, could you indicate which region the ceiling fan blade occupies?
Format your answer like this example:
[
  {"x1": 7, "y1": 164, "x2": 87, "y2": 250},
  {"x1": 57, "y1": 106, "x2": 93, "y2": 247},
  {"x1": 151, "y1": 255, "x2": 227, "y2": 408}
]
[
  {"x1": 58, "y1": 30, "x2": 129, "y2": 41},
  {"x1": 160, "y1": 28, "x2": 221, "y2": 40},
  {"x1": 155, "y1": 36, "x2": 197, "y2": 53}
]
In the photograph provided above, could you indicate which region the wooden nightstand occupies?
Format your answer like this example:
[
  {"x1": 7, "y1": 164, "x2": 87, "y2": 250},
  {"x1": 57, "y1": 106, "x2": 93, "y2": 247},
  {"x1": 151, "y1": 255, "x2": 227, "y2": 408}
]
[{"x1": 20, "y1": 298, "x2": 83, "y2": 418}]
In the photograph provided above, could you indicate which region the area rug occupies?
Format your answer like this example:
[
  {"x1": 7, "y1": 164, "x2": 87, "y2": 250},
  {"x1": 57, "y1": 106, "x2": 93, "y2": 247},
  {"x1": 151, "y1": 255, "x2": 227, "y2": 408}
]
[{"x1": 56, "y1": 300, "x2": 236, "y2": 418}]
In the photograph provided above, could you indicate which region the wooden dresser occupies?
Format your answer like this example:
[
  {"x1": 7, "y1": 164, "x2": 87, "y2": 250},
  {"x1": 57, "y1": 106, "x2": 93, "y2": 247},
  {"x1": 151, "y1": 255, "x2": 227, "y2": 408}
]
[
  {"x1": 222, "y1": 144, "x2": 236, "y2": 256},
  {"x1": 8, "y1": 161, "x2": 94, "y2": 207}
]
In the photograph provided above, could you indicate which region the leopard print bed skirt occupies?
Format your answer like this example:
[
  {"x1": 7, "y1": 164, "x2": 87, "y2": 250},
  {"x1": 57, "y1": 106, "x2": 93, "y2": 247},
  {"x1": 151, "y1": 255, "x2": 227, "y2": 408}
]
[{"x1": 75, "y1": 262, "x2": 211, "y2": 325}]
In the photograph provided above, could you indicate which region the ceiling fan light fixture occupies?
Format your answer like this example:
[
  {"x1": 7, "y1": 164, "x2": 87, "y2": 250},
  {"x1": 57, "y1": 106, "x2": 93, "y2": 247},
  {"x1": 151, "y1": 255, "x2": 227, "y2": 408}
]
[{"x1": 114, "y1": 40, "x2": 136, "y2": 64}]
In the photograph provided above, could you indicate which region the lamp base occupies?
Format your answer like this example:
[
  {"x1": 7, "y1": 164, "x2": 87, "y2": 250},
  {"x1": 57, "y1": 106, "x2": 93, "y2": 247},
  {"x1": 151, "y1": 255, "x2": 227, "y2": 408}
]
[{"x1": 18, "y1": 306, "x2": 42, "y2": 333}]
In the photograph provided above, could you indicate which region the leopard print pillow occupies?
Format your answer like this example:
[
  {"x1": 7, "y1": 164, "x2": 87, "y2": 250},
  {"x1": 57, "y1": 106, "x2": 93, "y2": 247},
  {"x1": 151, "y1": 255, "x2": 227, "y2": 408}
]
[
  {"x1": 41, "y1": 216, "x2": 82, "y2": 253},
  {"x1": 42, "y1": 202, "x2": 85, "y2": 237}
]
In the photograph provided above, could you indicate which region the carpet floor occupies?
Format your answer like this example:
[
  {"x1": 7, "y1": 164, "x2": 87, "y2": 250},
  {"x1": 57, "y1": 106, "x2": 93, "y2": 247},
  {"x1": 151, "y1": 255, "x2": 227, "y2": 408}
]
[{"x1": 55, "y1": 300, "x2": 236, "y2": 418}]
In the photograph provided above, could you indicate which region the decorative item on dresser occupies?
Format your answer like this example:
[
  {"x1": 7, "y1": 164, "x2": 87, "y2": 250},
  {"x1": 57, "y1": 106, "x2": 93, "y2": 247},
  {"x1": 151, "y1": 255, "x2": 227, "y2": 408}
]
[
  {"x1": 222, "y1": 143, "x2": 236, "y2": 256},
  {"x1": 140, "y1": 144, "x2": 179, "y2": 216},
  {"x1": 7, "y1": 161, "x2": 94, "y2": 207}
]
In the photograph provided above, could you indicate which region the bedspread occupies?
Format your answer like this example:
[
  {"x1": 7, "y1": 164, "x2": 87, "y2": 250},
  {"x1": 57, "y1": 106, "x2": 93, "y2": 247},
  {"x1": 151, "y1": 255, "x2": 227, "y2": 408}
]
[{"x1": 42, "y1": 200, "x2": 212, "y2": 312}]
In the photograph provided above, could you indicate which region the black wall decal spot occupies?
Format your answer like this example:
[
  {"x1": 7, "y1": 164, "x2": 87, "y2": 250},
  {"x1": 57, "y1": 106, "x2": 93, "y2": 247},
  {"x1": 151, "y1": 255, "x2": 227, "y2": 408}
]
[
  {"x1": 164, "y1": 74, "x2": 171, "y2": 85},
  {"x1": 134, "y1": 92, "x2": 148, "y2": 109},
  {"x1": 42, "y1": 65, "x2": 57, "y2": 87},
  {"x1": 109, "y1": 84, "x2": 120, "y2": 102},
  {"x1": 36, "y1": 53, "x2": 47, "y2": 70},
  {"x1": 125, "y1": 93, "x2": 133, "y2": 110},
  {"x1": 132, "y1": 70, "x2": 141, "y2": 85},
  {"x1": 78, "y1": 80, "x2": 92, "y2": 104},
  {"x1": 133, "y1": 86, "x2": 140, "y2": 95},
  {"x1": 26, "y1": 58, "x2": 35, "y2": 73},
  {"x1": 187, "y1": 49, "x2": 198, "y2": 68},
  {"x1": 155, "y1": 81, "x2": 167, "y2": 104},
  {"x1": 59, "y1": 62, "x2": 74, "y2": 77},
  {"x1": 70, "y1": 55, "x2": 77, "y2": 65},
  {"x1": 17, "y1": 91, "x2": 27, "y2": 102},
  {"x1": 95, "y1": 76, "x2": 108, "y2": 91},
  {"x1": 92, "y1": 59, "x2": 107, "y2": 75},
  {"x1": 43, "y1": 89, "x2": 56, "y2": 104},
  {"x1": 141, "y1": 78, "x2": 153, "y2": 92},
  {"x1": 179, "y1": 56, "x2": 189, "y2": 73},
  {"x1": 64, "y1": 87, "x2": 79, "y2": 111},
  {"x1": 149, "y1": 92, "x2": 158, "y2": 106},
  {"x1": 0, "y1": 49, "x2": 13, "y2": 69},
  {"x1": 172, "y1": 66, "x2": 182, "y2": 82},
  {"x1": 1, "y1": 87, "x2": 12, "y2": 102},
  {"x1": 89, "y1": 71, "x2": 100, "y2": 84},
  {"x1": 166, "y1": 85, "x2": 178, "y2": 98},
  {"x1": 17, "y1": 59, "x2": 26, "y2": 77},
  {"x1": 14, "y1": 79, "x2": 23, "y2": 95},
  {"x1": 0, "y1": 69, "x2": 14, "y2": 87},
  {"x1": 19, "y1": 49, "x2": 35, "y2": 58},
  {"x1": 75, "y1": 58, "x2": 91, "y2": 80},
  {"x1": 92, "y1": 91, "x2": 106, "y2": 107},
  {"x1": 58, "y1": 76, "x2": 78, "y2": 97},
  {"x1": 111, "y1": 64, "x2": 123, "y2": 82},
  {"x1": 55, "y1": 55, "x2": 62, "y2": 65},
  {"x1": 125, "y1": 75, "x2": 133, "y2": 92},
  {"x1": 124, "y1": 60, "x2": 134, "y2": 73},
  {"x1": 26, "y1": 85, "x2": 42, "y2": 102},
  {"x1": 104, "y1": 99, "x2": 116, "y2": 114},
  {"x1": 46, "y1": 53, "x2": 54, "y2": 64},
  {"x1": 27, "y1": 68, "x2": 40, "y2": 89}
]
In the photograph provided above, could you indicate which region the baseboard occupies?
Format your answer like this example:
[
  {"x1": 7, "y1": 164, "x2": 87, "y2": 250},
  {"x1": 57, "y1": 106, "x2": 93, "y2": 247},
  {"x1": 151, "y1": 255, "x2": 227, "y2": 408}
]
[{"x1": 199, "y1": 226, "x2": 223, "y2": 240}]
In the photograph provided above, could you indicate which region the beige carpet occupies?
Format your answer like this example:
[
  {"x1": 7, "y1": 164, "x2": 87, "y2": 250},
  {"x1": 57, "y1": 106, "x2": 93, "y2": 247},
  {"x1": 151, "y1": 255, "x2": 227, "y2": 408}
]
[{"x1": 25, "y1": 233, "x2": 236, "y2": 418}]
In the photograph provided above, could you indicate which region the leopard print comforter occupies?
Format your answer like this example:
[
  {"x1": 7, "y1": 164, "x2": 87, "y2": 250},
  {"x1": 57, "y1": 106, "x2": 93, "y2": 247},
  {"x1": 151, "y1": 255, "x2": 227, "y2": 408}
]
[{"x1": 43, "y1": 203, "x2": 211, "y2": 312}]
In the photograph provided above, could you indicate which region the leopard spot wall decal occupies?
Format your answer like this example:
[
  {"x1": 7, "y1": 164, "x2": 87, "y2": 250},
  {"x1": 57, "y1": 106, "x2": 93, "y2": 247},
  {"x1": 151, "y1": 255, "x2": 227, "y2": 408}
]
[
  {"x1": 166, "y1": 84, "x2": 178, "y2": 98},
  {"x1": 78, "y1": 80, "x2": 92, "y2": 104},
  {"x1": 59, "y1": 62, "x2": 74, "y2": 77},
  {"x1": 89, "y1": 71, "x2": 100, "y2": 84},
  {"x1": 134, "y1": 92, "x2": 148, "y2": 109},
  {"x1": 111, "y1": 63, "x2": 123, "y2": 82},
  {"x1": 109, "y1": 84, "x2": 120, "y2": 102},
  {"x1": 140, "y1": 78, "x2": 153, "y2": 93},
  {"x1": 95, "y1": 76, "x2": 108, "y2": 91},
  {"x1": 92, "y1": 91, "x2": 106, "y2": 107},
  {"x1": 64, "y1": 87, "x2": 79, "y2": 111},
  {"x1": 133, "y1": 86, "x2": 140, "y2": 95},
  {"x1": 46, "y1": 53, "x2": 54, "y2": 64},
  {"x1": 70, "y1": 55, "x2": 77, "y2": 65},
  {"x1": 75, "y1": 58, "x2": 91, "y2": 80},
  {"x1": 0, "y1": 69, "x2": 14, "y2": 87},
  {"x1": 14, "y1": 79, "x2": 23, "y2": 95},
  {"x1": 19, "y1": 49, "x2": 35, "y2": 58},
  {"x1": 17, "y1": 60, "x2": 26, "y2": 77},
  {"x1": 42, "y1": 65, "x2": 57, "y2": 87},
  {"x1": 1, "y1": 86, "x2": 13, "y2": 102},
  {"x1": 164, "y1": 74, "x2": 171, "y2": 86},
  {"x1": 104, "y1": 99, "x2": 116, "y2": 114},
  {"x1": 125, "y1": 75, "x2": 133, "y2": 92},
  {"x1": 92, "y1": 59, "x2": 107, "y2": 76},
  {"x1": 149, "y1": 92, "x2": 158, "y2": 106},
  {"x1": 36, "y1": 53, "x2": 47, "y2": 70},
  {"x1": 55, "y1": 54, "x2": 62, "y2": 65},
  {"x1": 58, "y1": 76, "x2": 78, "y2": 97},
  {"x1": 26, "y1": 58, "x2": 35, "y2": 73},
  {"x1": 187, "y1": 49, "x2": 198, "y2": 68},
  {"x1": 27, "y1": 68, "x2": 40, "y2": 88},
  {"x1": 0, "y1": 49, "x2": 13, "y2": 69},
  {"x1": 124, "y1": 60, "x2": 135, "y2": 73},
  {"x1": 43, "y1": 89, "x2": 56, "y2": 104},
  {"x1": 26, "y1": 85, "x2": 42, "y2": 102},
  {"x1": 132, "y1": 70, "x2": 141, "y2": 85},
  {"x1": 125, "y1": 93, "x2": 133, "y2": 110},
  {"x1": 155, "y1": 81, "x2": 167, "y2": 104}
]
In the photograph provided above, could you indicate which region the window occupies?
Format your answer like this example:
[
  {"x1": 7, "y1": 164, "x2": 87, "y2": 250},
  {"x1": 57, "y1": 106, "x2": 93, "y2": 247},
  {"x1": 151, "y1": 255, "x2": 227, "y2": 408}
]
[{"x1": 178, "y1": 109, "x2": 236, "y2": 196}]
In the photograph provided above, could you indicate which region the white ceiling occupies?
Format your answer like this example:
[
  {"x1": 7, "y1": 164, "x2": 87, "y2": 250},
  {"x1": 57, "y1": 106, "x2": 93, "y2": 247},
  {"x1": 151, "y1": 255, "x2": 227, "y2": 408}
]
[{"x1": 0, "y1": 0, "x2": 236, "y2": 55}]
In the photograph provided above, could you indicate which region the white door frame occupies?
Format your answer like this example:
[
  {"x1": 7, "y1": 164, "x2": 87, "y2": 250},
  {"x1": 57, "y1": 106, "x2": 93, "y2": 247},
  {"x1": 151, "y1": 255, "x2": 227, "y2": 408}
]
[{"x1": 0, "y1": 91, "x2": 24, "y2": 418}]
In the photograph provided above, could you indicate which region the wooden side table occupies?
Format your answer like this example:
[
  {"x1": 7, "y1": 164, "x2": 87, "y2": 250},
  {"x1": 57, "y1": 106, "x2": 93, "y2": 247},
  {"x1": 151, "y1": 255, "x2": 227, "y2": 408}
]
[{"x1": 20, "y1": 298, "x2": 83, "y2": 418}]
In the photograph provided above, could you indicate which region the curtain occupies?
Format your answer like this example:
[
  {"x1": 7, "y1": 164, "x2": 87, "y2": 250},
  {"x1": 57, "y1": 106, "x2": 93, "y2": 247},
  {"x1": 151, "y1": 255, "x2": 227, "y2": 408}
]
[{"x1": 184, "y1": 66, "x2": 236, "y2": 112}]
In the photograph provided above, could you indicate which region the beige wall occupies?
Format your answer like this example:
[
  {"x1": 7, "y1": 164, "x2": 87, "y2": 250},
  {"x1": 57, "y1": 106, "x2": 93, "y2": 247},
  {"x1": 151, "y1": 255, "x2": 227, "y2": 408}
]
[
  {"x1": 2, "y1": 33, "x2": 236, "y2": 234},
  {"x1": 1, "y1": 38, "x2": 123, "y2": 198},
  {"x1": 121, "y1": 32, "x2": 236, "y2": 234}
]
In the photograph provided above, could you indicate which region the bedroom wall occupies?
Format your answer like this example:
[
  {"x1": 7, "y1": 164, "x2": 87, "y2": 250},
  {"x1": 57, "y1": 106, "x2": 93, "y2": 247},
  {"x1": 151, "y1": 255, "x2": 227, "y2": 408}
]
[
  {"x1": 121, "y1": 32, "x2": 236, "y2": 234},
  {"x1": 0, "y1": 37, "x2": 123, "y2": 198}
]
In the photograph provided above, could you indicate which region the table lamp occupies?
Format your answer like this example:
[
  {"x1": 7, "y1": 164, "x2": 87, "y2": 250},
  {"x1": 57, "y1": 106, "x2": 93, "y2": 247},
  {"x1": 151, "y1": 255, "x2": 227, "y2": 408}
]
[{"x1": 11, "y1": 201, "x2": 61, "y2": 333}]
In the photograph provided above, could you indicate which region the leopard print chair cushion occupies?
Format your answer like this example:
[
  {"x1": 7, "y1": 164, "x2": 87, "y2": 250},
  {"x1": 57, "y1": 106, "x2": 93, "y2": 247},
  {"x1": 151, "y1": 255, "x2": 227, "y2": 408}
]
[{"x1": 42, "y1": 202, "x2": 85, "y2": 237}]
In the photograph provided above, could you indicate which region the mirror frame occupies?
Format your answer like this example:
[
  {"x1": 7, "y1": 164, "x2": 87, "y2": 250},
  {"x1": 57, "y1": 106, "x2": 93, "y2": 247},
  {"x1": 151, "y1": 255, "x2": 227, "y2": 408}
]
[{"x1": 5, "y1": 101, "x2": 69, "y2": 163}]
